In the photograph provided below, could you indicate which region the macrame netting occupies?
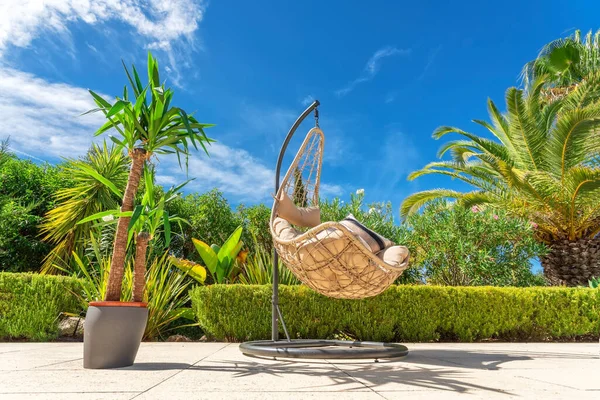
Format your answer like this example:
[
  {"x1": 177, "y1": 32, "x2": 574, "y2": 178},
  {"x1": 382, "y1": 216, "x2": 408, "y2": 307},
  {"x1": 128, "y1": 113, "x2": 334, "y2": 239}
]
[{"x1": 270, "y1": 127, "x2": 408, "y2": 299}]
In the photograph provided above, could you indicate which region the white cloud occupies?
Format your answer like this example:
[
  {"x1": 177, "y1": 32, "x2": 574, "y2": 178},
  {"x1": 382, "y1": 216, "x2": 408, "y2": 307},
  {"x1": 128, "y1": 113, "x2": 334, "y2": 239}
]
[
  {"x1": 335, "y1": 46, "x2": 411, "y2": 97},
  {"x1": 0, "y1": 67, "x2": 105, "y2": 157},
  {"x1": 0, "y1": 0, "x2": 204, "y2": 54},
  {"x1": 157, "y1": 142, "x2": 275, "y2": 202},
  {"x1": 417, "y1": 45, "x2": 442, "y2": 81},
  {"x1": 385, "y1": 92, "x2": 397, "y2": 104},
  {"x1": 0, "y1": 0, "x2": 205, "y2": 85},
  {"x1": 321, "y1": 183, "x2": 344, "y2": 197},
  {"x1": 0, "y1": 67, "x2": 273, "y2": 201},
  {"x1": 301, "y1": 95, "x2": 315, "y2": 106}
]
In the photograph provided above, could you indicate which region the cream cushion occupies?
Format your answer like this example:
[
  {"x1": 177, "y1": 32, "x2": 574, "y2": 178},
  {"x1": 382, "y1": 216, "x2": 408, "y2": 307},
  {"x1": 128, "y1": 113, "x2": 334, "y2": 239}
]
[
  {"x1": 277, "y1": 192, "x2": 321, "y2": 227},
  {"x1": 376, "y1": 245, "x2": 410, "y2": 270}
]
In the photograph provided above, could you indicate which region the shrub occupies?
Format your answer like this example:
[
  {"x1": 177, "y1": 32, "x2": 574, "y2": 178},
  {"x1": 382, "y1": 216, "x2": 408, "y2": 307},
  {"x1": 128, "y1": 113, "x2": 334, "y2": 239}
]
[
  {"x1": 398, "y1": 201, "x2": 547, "y2": 286},
  {"x1": 0, "y1": 151, "x2": 70, "y2": 272},
  {"x1": 166, "y1": 189, "x2": 243, "y2": 262},
  {"x1": 0, "y1": 273, "x2": 83, "y2": 341},
  {"x1": 0, "y1": 200, "x2": 50, "y2": 272},
  {"x1": 191, "y1": 284, "x2": 600, "y2": 342}
]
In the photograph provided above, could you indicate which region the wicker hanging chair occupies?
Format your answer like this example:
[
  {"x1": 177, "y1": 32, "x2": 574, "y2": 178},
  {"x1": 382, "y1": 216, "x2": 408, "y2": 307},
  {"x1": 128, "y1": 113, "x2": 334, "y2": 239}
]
[
  {"x1": 240, "y1": 100, "x2": 409, "y2": 360},
  {"x1": 270, "y1": 124, "x2": 409, "y2": 300}
]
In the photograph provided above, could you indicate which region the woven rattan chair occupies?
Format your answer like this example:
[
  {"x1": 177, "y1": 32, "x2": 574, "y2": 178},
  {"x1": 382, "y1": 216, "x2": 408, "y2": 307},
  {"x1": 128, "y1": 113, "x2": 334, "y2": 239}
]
[
  {"x1": 240, "y1": 100, "x2": 409, "y2": 360},
  {"x1": 271, "y1": 126, "x2": 409, "y2": 300}
]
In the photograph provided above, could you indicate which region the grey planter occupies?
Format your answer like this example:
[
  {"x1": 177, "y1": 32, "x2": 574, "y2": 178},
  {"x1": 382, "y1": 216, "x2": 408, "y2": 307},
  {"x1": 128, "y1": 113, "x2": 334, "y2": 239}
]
[{"x1": 83, "y1": 302, "x2": 148, "y2": 369}]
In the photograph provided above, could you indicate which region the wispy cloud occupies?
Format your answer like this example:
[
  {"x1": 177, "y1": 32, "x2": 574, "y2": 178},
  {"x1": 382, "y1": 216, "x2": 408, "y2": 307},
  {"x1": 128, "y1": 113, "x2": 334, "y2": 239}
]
[
  {"x1": 417, "y1": 45, "x2": 442, "y2": 81},
  {"x1": 0, "y1": 67, "x2": 106, "y2": 158},
  {"x1": 373, "y1": 128, "x2": 420, "y2": 198},
  {"x1": 0, "y1": 0, "x2": 205, "y2": 85},
  {"x1": 0, "y1": 67, "x2": 309, "y2": 203},
  {"x1": 335, "y1": 46, "x2": 411, "y2": 97},
  {"x1": 385, "y1": 91, "x2": 397, "y2": 104},
  {"x1": 301, "y1": 94, "x2": 315, "y2": 106}
]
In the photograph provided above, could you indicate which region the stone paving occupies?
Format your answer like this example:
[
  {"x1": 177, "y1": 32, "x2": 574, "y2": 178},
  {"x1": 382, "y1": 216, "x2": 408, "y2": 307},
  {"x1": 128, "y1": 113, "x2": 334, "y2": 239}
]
[{"x1": 0, "y1": 342, "x2": 598, "y2": 399}]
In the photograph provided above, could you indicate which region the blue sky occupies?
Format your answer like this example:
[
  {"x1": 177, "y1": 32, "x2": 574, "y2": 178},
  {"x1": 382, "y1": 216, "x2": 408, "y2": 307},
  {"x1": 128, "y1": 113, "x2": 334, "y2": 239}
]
[{"x1": 0, "y1": 0, "x2": 597, "y2": 216}]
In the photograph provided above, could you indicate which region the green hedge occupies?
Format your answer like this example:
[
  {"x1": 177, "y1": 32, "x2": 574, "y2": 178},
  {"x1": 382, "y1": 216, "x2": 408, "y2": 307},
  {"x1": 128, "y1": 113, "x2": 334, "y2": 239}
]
[
  {"x1": 191, "y1": 285, "x2": 600, "y2": 342},
  {"x1": 0, "y1": 273, "x2": 83, "y2": 341}
]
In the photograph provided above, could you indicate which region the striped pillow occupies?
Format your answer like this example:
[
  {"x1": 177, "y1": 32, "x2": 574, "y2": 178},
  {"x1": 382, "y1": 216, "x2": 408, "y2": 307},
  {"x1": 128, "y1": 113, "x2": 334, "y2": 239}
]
[{"x1": 340, "y1": 214, "x2": 393, "y2": 253}]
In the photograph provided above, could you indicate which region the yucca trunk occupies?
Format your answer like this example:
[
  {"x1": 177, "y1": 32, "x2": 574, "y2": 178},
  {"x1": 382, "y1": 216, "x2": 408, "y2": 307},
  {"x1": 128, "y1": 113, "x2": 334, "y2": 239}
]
[
  {"x1": 133, "y1": 232, "x2": 150, "y2": 302},
  {"x1": 541, "y1": 238, "x2": 600, "y2": 286},
  {"x1": 104, "y1": 148, "x2": 147, "y2": 301}
]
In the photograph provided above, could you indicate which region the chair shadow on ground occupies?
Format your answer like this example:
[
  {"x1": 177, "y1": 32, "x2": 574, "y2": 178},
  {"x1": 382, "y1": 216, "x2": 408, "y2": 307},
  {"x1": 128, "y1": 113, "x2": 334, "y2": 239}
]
[{"x1": 123, "y1": 348, "x2": 597, "y2": 395}]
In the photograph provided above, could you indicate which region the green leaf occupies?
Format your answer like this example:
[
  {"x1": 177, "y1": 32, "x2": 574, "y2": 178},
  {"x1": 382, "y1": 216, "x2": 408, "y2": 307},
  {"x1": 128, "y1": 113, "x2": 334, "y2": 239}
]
[
  {"x1": 122, "y1": 60, "x2": 140, "y2": 97},
  {"x1": 88, "y1": 90, "x2": 111, "y2": 109},
  {"x1": 176, "y1": 308, "x2": 196, "y2": 321},
  {"x1": 192, "y1": 238, "x2": 218, "y2": 274},
  {"x1": 163, "y1": 210, "x2": 171, "y2": 247},
  {"x1": 77, "y1": 165, "x2": 123, "y2": 197},
  {"x1": 169, "y1": 257, "x2": 207, "y2": 284},
  {"x1": 128, "y1": 205, "x2": 144, "y2": 232},
  {"x1": 217, "y1": 226, "x2": 243, "y2": 263},
  {"x1": 77, "y1": 209, "x2": 119, "y2": 225},
  {"x1": 109, "y1": 135, "x2": 125, "y2": 147},
  {"x1": 106, "y1": 100, "x2": 129, "y2": 118}
]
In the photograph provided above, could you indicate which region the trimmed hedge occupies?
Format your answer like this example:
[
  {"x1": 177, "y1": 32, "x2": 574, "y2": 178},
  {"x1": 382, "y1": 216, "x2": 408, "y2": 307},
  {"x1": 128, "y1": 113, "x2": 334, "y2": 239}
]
[
  {"x1": 191, "y1": 285, "x2": 600, "y2": 342},
  {"x1": 0, "y1": 273, "x2": 83, "y2": 341}
]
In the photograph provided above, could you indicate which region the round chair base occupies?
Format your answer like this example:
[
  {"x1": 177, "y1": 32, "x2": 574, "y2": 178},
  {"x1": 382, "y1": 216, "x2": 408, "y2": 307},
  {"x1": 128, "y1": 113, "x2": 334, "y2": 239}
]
[{"x1": 239, "y1": 340, "x2": 408, "y2": 360}]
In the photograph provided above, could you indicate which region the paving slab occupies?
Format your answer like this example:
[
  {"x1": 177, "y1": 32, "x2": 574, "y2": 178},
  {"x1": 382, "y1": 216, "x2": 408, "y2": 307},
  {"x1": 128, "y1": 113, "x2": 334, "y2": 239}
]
[{"x1": 0, "y1": 342, "x2": 597, "y2": 399}]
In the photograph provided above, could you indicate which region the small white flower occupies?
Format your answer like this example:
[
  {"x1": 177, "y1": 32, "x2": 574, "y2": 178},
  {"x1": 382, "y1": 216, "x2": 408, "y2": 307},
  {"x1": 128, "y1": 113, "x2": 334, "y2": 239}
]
[
  {"x1": 101, "y1": 214, "x2": 115, "y2": 222},
  {"x1": 356, "y1": 188, "x2": 365, "y2": 195},
  {"x1": 368, "y1": 208, "x2": 375, "y2": 214}
]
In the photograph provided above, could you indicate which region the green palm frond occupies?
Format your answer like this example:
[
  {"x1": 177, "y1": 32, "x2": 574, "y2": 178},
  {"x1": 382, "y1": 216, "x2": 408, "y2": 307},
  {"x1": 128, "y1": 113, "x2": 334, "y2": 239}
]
[
  {"x1": 402, "y1": 73, "x2": 600, "y2": 242},
  {"x1": 521, "y1": 29, "x2": 600, "y2": 90},
  {"x1": 401, "y1": 189, "x2": 469, "y2": 218}
]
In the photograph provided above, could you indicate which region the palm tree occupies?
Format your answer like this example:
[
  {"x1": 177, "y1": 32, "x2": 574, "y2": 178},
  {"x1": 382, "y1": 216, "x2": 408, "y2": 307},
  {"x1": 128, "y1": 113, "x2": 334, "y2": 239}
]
[
  {"x1": 401, "y1": 75, "x2": 600, "y2": 286},
  {"x1": 522, "y1": 29, "x2": 600, "y2": 98},
  {"x1": 40, "y1": 142, "x2": 128, "y2": 273},
  {"x1": 87, "y1": 52, "x2": 213, "y2": 302}
]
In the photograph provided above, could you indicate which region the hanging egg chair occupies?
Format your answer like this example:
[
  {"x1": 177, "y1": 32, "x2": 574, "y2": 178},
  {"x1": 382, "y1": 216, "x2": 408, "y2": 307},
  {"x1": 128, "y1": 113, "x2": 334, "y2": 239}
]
[{"x1": 240, "y1": 100, "x2": 409, "y2": 360}]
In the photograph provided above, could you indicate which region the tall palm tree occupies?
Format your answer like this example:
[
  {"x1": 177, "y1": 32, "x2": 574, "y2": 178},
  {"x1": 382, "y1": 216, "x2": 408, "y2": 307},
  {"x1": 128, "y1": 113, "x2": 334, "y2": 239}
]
[
  {"x1": 522, "y1": 29, "x2": 600, "y2": 97},
  {"x1": 40, "y1": 142, "x2": 128, "y2": 273},
  {"x1": 401, "y1": 75, "x2": 600, "y2": 286},
  {"x1": 88, "y1": 52, "x2": 213, "y2": 302}
]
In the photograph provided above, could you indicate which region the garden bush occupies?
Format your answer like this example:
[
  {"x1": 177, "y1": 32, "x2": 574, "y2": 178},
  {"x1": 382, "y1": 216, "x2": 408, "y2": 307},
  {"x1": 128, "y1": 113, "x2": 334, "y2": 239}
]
[
  {"x1": 398, "y1": 201, "x2": 547, "y2": 286},
  {"x1": 0, "y1": 147, "x2": 70, "y2": 272},
  {"x1": 191, "y1": 284, "x2": 600, "y2": 342},
  {"x1": 0, "y1": 273, "x2": 83, "y2": 341}
]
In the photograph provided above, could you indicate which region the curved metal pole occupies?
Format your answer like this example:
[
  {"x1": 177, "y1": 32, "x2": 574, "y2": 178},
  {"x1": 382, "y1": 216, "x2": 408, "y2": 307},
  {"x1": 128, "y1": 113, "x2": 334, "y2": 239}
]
[{"x1": 272, "y1": 100, "x2": 320, "y2": 341}]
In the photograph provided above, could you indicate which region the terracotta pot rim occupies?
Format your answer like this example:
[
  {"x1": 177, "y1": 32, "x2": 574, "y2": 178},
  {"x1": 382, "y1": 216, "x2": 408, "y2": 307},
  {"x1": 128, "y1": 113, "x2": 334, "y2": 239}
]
[{"x1": 89, "y1": 301, "x2": 148, "y2": 308}]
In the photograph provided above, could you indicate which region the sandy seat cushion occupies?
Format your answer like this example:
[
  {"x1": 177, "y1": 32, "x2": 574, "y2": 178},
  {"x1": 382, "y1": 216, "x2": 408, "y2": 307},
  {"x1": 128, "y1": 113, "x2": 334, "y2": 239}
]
[{"x1": 339, "y1": 214, "x2": 393, "y2": 253}]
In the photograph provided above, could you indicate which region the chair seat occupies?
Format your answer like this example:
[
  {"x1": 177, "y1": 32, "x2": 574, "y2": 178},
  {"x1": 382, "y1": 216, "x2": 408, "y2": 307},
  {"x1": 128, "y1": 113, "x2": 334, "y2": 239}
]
[{"x1": 272, "y1": 217, "x2": 409, "y2": 299}]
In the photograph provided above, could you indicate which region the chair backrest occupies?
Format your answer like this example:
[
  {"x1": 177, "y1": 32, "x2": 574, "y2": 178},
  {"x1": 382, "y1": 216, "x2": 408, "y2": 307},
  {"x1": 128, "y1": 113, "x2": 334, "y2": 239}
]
[{"x1": 272, "y1": 127, "x2": 325, "y2": 222}]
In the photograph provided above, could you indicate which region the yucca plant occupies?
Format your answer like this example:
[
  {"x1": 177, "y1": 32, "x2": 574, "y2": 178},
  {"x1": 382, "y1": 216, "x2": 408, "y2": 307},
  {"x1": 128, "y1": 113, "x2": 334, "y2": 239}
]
[
  {"x1": 80, "y1": 166, "x2": 190, "y2": 301},
  {"x1": 71, "y1": 236, "x2": 194, "y2": 340},
  {"x1": 86, "y1": 52, "x2": 213, "y2": 301},
  {"x1": 40, "y1": 142, "x2": 128, "y2": 274},
  {"x1": 401, "y1": 74, "x2": 600, "y2": 286}
]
